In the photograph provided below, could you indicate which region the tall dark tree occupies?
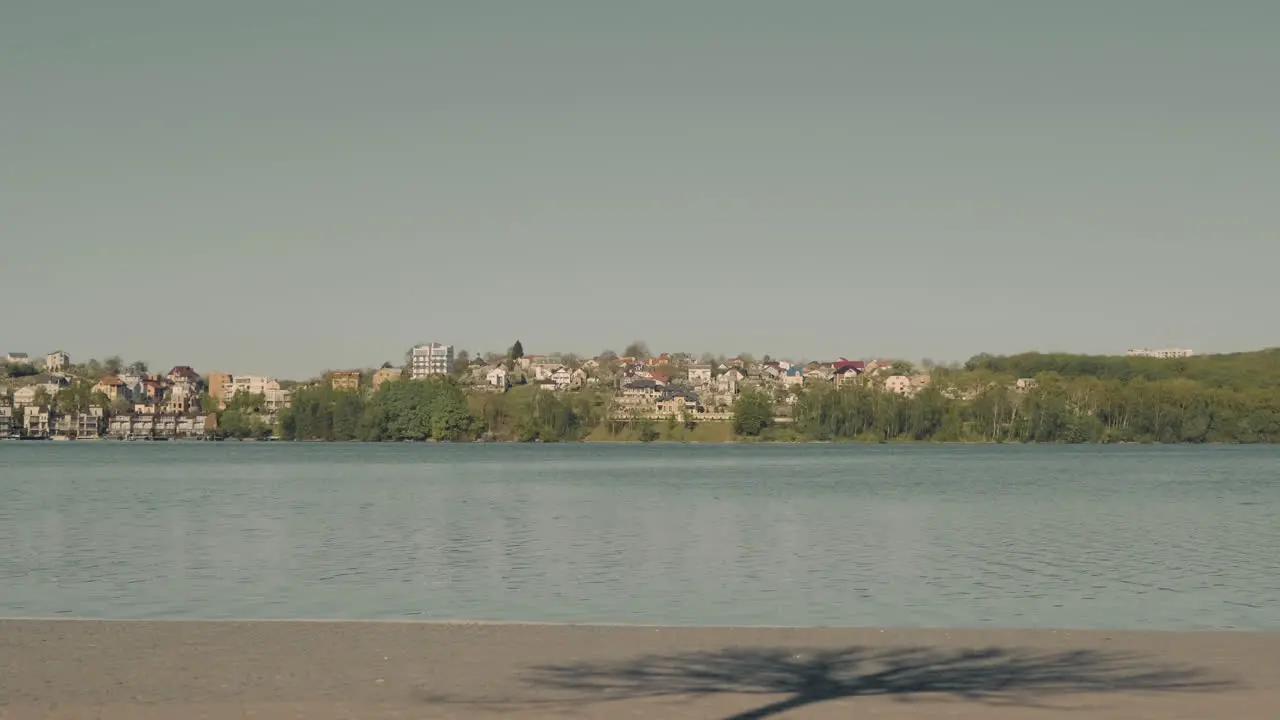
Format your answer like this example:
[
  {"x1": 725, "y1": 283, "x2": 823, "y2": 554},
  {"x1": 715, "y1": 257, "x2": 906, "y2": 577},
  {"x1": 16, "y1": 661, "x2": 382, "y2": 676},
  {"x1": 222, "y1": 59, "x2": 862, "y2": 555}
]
[{"x1": 509, "y1": 340, "x2": 525, "y2": 360}]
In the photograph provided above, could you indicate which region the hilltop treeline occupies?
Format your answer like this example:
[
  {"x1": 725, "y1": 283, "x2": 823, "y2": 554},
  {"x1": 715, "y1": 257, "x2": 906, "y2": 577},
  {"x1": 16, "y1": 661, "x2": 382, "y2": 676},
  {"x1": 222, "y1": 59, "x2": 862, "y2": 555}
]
[
  {"x1": 783, "y1": 349, "x2": 1280, "y2": 443},
  {"x1": 964, "y1": 349, "x2": 1280, "y2": 391}
]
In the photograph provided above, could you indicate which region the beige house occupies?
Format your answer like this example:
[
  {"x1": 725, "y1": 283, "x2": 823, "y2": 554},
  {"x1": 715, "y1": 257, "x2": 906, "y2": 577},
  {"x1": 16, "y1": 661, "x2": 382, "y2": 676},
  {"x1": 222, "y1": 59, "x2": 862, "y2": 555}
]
[
  {"x1": 884, "y1": 375, "x2": 912, "y2": 395},
  {"x1": 330, "y1": 370, "x2": 361, "y2": 392},
  {"x1": 372, "y1": 367, "x2": 401, "y2": 391},
  {"x1": 44, "y1": 350, "x2": 70, "y2": 372},
  {"x1": 93, "y1": 376, "x2": 128, "y2": 401}
]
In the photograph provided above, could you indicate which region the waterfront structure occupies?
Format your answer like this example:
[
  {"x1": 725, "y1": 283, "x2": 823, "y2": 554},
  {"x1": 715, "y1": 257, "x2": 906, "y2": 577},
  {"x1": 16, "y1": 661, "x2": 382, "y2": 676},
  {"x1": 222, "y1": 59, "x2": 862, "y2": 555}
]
[
  {"x1": 1126, "y1": 348, "x2": 1194, "y2": 359},
  {"x1": 0, "y1": 406, "x2": 11, "y2": 437},
  {"x1": 409, "y1": 343, "x2": 453, "y2": 379}
]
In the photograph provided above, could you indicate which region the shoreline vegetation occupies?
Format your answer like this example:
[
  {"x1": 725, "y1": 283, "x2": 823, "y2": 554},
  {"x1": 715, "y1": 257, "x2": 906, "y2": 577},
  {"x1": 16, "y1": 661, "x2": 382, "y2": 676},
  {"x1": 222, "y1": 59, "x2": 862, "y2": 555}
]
[
  {"x1": 6, "y1": 348, "x2": 1280, "y2": 444},
  {"x1": 275, "y1": 350, "x2": 1280, "y2": 444}
]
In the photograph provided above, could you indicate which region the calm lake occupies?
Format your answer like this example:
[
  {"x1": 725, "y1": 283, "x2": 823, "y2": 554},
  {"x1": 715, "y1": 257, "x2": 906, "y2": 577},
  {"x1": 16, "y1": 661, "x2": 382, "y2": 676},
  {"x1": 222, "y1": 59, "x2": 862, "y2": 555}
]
[{"x1": 1, "y1": 442, "x2": 1276, "y2": 630}]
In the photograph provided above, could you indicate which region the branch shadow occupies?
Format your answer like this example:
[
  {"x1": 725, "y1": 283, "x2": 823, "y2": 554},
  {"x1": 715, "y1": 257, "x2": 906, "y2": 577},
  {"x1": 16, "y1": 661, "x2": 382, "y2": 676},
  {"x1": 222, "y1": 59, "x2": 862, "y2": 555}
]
[{"x1": 516, "y1": 644, "x2": 1235, "y2": 720}]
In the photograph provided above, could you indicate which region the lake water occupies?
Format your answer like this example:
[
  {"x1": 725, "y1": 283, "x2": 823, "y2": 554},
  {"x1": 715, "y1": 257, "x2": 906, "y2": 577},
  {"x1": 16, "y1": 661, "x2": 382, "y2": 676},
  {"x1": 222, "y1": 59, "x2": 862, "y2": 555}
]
[{"x1": 1, "y1": 442, "x2": 1277, "y2": 630}]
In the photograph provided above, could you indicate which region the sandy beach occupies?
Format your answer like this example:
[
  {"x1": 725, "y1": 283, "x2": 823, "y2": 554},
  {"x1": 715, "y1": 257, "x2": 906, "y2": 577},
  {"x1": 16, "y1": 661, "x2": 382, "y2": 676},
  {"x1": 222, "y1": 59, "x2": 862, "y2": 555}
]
[{"x1": 1, "y1": 620, "x2": 1276, "y2": 719}]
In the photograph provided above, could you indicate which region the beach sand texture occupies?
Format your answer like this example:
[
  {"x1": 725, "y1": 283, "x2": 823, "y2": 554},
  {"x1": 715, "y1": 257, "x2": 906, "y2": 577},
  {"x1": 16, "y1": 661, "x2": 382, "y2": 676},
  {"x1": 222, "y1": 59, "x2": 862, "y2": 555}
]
[{"x1": 2, "y1": 620, "x2": 1277, "y2": 719}]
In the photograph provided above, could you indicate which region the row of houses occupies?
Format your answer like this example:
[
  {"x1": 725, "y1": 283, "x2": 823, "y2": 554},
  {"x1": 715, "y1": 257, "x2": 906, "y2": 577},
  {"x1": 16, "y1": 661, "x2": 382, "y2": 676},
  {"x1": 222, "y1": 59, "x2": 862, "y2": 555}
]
[{"x1": 0, "y1": 405, "x2": 212, "y2": 440}]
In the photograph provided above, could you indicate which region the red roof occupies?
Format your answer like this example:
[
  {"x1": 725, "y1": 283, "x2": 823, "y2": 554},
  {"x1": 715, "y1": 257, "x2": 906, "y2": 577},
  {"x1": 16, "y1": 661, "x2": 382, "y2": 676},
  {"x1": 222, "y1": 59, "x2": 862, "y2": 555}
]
[
  {"x1": 168, "y1": 365, "x2": 198, "y2": 379},
  {"x1": 832, "y1": 358, "x2": 865, "y2": 372}
]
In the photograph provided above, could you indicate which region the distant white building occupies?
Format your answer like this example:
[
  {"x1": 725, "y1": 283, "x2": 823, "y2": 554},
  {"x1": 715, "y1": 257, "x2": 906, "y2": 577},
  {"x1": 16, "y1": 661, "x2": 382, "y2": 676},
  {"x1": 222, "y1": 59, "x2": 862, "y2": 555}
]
[
  {"x1": 4, "y1": 352, "x2": 30, "y2": 365},
  {"x1": 1126, "y1": 348, "x2": 1193, "y2": 359},
  {"x1": 485, "y1": 366, "x2": 508, "y2": 387},
  {"x1": 410, "y1": 343, "x2": 454, "y2": 379},
  {"x1": 220, "y1": 375, "x2": 291, "y2": 411}
]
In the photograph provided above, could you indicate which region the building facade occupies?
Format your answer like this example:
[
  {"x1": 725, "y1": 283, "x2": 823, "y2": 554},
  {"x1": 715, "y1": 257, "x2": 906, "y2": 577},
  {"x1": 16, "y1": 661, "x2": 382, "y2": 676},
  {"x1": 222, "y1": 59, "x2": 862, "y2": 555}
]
[
  {"x1": 45, "y1": 350, "x2": 70, "y2": 372},
  {"x1": 330, "y1": 370, "x2": 361, "y2": 391},
  {"x1": 409, "y1": 343, "x2": 454, "y2": 379},
  {"x1": 1126, "y1": 348, "x2": 1194, "y2": 359}
]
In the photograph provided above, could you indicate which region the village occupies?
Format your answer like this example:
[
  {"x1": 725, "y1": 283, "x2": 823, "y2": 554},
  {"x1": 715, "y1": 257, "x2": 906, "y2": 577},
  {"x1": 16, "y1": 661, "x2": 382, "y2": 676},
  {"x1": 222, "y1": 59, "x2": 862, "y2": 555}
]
[{"x1": 0, "y1": 344, "x2": 964, "y2": 440}]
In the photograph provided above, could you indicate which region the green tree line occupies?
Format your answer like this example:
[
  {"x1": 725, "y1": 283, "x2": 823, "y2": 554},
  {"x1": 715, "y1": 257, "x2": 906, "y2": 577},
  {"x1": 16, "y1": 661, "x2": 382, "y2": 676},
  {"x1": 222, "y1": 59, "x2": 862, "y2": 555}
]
[{"x1": 279, "y1": 379, "x2": 609, "y2": 442}]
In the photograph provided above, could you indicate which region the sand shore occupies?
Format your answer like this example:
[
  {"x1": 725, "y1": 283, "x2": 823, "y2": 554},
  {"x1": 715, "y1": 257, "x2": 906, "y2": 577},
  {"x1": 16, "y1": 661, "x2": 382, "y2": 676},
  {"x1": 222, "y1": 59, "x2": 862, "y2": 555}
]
[{"x1": 1, "y1": 620, "x2": 1276, "y2": 719}]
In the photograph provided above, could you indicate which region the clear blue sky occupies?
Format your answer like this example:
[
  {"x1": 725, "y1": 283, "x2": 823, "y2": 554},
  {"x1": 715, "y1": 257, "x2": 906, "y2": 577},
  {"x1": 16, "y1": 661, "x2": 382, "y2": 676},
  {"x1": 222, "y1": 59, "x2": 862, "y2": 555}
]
[{"x1": 3, "y1": 1, "x2": 1277, "y2": 378}]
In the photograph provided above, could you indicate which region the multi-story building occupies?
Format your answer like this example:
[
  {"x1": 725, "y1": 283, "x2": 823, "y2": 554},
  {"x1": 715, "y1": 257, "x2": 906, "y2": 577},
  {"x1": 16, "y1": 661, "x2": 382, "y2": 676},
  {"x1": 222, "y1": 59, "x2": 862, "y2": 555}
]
[
  {"x1": 0, "y1": 406, "x2": 12, "y2": 437},
  {"x1": 330, "y1": 370, "x2": 362, "y2": 391},
  {"x1": 409, "y1": 343, "x2": 453, "y2": 379},
  {"x1": 45, "y1": 350, "x2": 70, "y2": 372},
  {"x1": 23, "y1": 407, "x2": 51, "y2": 438},
  {"x1": 207, "y1": 372, "x2": 231, "y2": 407},
  {"x1": 1126, "y1": 348, "x2": 1194, "y2": 359}
]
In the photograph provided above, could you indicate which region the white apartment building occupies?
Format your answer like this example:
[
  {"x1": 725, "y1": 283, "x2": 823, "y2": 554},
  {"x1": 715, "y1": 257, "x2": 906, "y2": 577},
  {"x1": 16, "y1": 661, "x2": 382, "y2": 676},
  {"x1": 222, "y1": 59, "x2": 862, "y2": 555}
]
[
  {"x1": 220, "y1": 375, "x2": 291, "y2": 411},
  {"x1": 1126, "y1": 348, "x2": 1194, "y2": 359},
  {"x1": 410, "y1": 343, "x2": 454, "y2": 379}
]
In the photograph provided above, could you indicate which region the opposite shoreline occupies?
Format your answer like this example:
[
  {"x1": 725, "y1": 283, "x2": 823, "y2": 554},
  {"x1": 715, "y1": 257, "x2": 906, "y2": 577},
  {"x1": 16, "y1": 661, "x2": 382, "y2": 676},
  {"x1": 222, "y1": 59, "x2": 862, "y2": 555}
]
[{"x1": 3, "y1": 619, "x2": 1277, "y2": 719}]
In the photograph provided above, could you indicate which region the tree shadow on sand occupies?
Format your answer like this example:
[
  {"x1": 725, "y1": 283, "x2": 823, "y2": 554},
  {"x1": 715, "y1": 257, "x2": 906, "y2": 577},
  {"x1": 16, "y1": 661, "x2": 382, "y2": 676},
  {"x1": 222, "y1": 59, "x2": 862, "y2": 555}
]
[{"x1": 516, "y1": 645, "x2": 1235, "y2": 720}]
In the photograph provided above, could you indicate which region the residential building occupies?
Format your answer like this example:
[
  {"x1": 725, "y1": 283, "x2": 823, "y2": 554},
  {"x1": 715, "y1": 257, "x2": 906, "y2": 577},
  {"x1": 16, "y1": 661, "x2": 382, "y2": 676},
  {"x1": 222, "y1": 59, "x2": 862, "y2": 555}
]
[
  {"x1": 832, "y1": 358, "x2": 866, "y2": 375},
  {"x1": 372, "y1": 367, "x2": 401, "y2": 391},
  {"x1": 330, "y1": 370, "x2": 361, "y2": 391},
  {"x1": 4, "y1": 352, "x2": 29, "y2": 365},
  {"x1": 884, "y1": 375, "x2": 912, "y2": 395},
  {"x1": 24, "y1": 407, "x2": 51, "y2": 438},
  {"x1": 410, "y1": 343, "x2": 453, "y2": 378},
  {"x1": 213, "y1": 375, "x2": 290, "y2": 411},
  {"x1": 0, "y1": 406, "x2": 12, "y2": 437},
  {"x1": 715, "y1": 368, "x2": 746, "y2": 394},
  {"x1": 551, "y1": 366, "x2": 574, "y2": 389},
  {"x1": 93, "y1": 376, "x2": 128, "y2": 401},
  {"x1": 783, "y1": 366, "x2": 805, "y2": 388},
  {"x1": 207, "y1": 372, "x2": 231, "y2": 408},
  {"x1": 161, "y1": 385, "x2": 195, "y2": 414},
  {"x1": 1126, "y1": 348, "x2": 1194, "y2": 359},
  {"x1": 76, "y1": 407, "x2": 105, "y2": 439},
  {"x1": 167, "y1": 366, "x2": 200, "y2": 391},
  {"x1": 1015, "y1": 378, "x2": 1037, "y2": 392},
  {"x1": 44, "y1": 350, "x2": 70, "y2": 372},
  {"x1": 485, "y1": 366, "x2": 509, "y2": 388},
  {"x1": 618, "y1": 379, "x2": 661, "y2": 406},
  {"x1": 655, "y1": 389, "x2": 702, "y2": 421},
  {"x1": 834, "y1": 365, "x2": 862, "y2": 388},
  {"x1": 688, "y1": 364, "x2": 712, "y2": 385},
  {"x1": 13, "y1": 382, "x2": 62, "y2": 408}
]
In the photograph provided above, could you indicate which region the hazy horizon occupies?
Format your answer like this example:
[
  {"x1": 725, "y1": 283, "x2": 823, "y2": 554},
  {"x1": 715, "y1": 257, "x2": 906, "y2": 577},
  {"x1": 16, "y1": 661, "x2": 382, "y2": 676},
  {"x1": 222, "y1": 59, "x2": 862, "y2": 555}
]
[{"x1": 4, "y1": 2, "x2": 1277, "y2": 378}]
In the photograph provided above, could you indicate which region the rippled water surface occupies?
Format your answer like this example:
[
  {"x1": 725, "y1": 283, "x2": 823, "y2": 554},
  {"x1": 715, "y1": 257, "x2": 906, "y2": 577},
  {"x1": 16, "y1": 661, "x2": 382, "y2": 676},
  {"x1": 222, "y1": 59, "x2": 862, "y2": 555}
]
[{"x1": 1, "y1": 442, "x2": 1277, "y2": 630}]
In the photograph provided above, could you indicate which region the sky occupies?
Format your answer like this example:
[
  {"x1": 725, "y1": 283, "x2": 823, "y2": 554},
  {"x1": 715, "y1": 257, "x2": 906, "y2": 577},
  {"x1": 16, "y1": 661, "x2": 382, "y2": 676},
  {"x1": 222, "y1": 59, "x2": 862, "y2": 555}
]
[{"x1": 2, "y1": 1, "x2": 1277, "y2": 378}]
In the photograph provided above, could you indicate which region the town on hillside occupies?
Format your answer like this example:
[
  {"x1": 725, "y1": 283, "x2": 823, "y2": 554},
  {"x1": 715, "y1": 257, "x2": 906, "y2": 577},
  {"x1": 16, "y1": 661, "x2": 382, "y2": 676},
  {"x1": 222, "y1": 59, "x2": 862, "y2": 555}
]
[{"x1": 0, "y1": 344, "x2": 1199, "y2": 441}]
